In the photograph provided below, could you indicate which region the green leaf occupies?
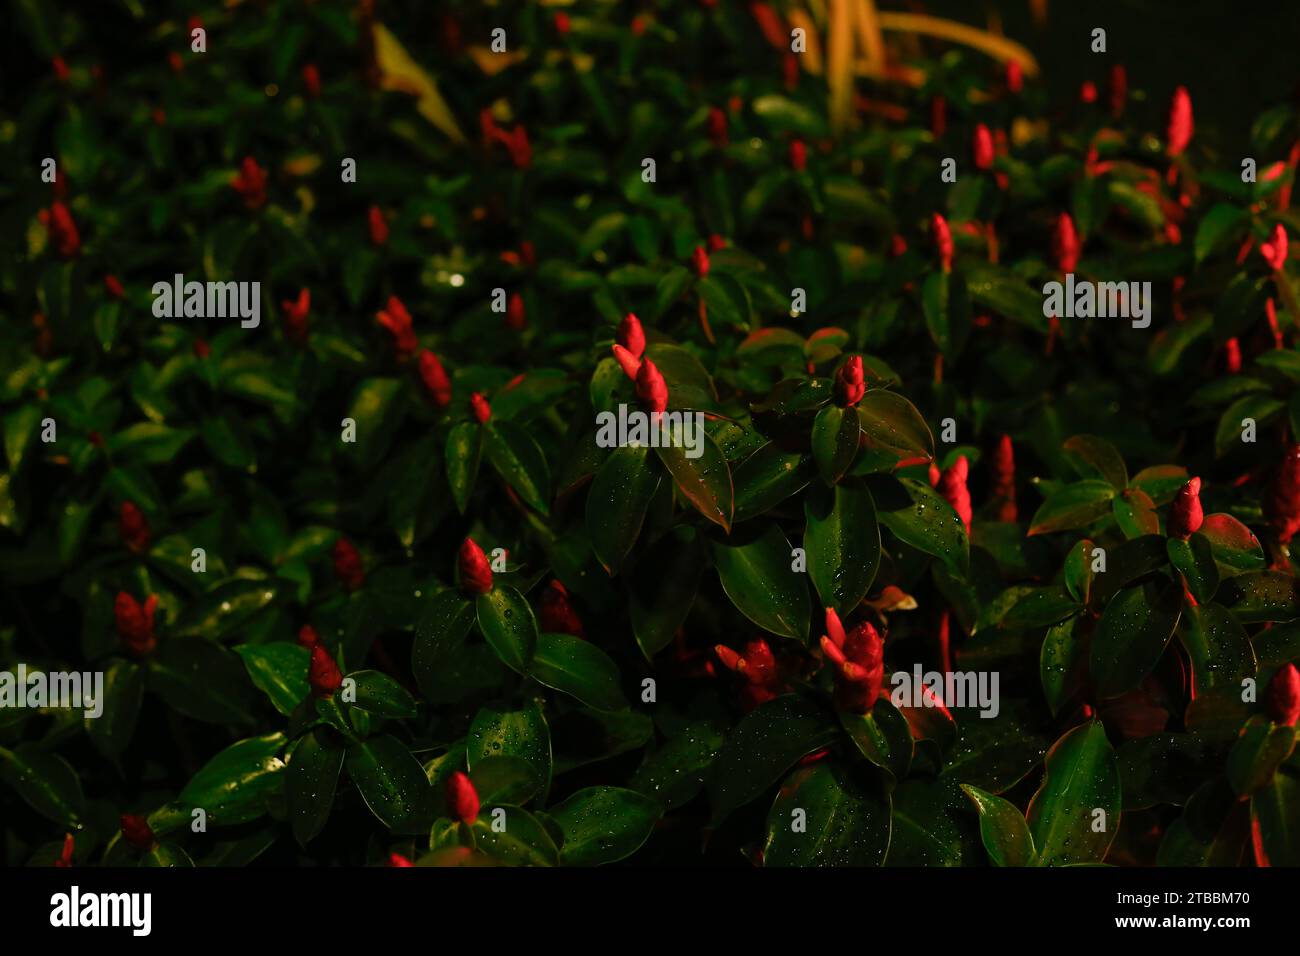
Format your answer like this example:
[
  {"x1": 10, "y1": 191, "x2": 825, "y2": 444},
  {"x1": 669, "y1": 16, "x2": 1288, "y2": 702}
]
[
  {"x1": 86, "y1": 658, "x2": 144, "y2": 756},
  {"x1": 1040, "y1": 617, "x2": 1085, "y2": 717},
  {"x1": 1179, "y1": 602, "x2": 1256, "y2": 703},
  {"x1": 1195, "y1": 203, "x2": 1249, "y2": 263},
  {"x1": 551, "y1": 786, "x2": 661, "y2": 865},
  {"x1": 148, "y1": 639, "x2": 255, "y2": 725},
  {"x1": 172, "y1": 579, "x2": 279, "y2": 640},
  {"x1": 629, "y1": 721, "x2": 725, "y2": 810},
  {"x1": 530, "y1": 631, "x2": 626, "y2": 711},
  {"x1": 445, "y1": 422, "x2": 482, "y2": 515},
  {"x1": 586, "y1": 444, "x2": 661, "y2": 574},
  {"x1": 803, "y1": 482, "x2": 879, "y2": 615},
  {"x1": 287, "y1": 728, "x2": 344, "y2": 846},
  {"x1": 732, "y1": 444, "x2": 814, "y2": 522},
  {"x1": 1026, "y1": 721, "x2": 1120, "y2": 866},
  {"x1": 175, "y1": 733, "x2": 286, "y2": 828},
  {"x1": 4, "y1": 404, "x2": 42, "y2": 472},
  {"x1": 763, "y1": 762, "x2": 890, "y2": 866},
  {"x1": 1198, "y1": 514, "x2": 1265, "y2": 571},
  {"x1": 868, "y1": 475, "x2": 969, "y2": 576},
  {"x1": 471, "y1": 806, "x2": 558, "y2": 866},
  {"x1": 475, "y1": 585, "x2": 539, "y2": 674},
  {"x1": 412, "y1": 589, "x2": 476, "y2": 697},
  {"x1": 885, "y1": 776, "x2": 980, "y2": 866},
  {"x1": 856, "y1": 390, "x2": 935, "y2": 460},
  {"x1": 655, "y1": 432, "x2": 734, "y2": 532},
  {"x1": 1219, "y1": 570, "x2": 1300, "y2": 623},
  {"x1": 1112, "y1": 488, "x2": 1159, "y2": 538},
  {"x1": 629, "y1": 527, "x2": 705, "y2": 658},
  {"x1": 467, "y1": 754, "x2": 541, "y2": 806},
  {"x1": 961, "y1": 784, "x2": 1035, "y2": 866},
  {"x1": 467, "y1": 702, "x2": 551, "y2": 801},
  {"x1": 345, "y1": 377, "x2": 405, "y2": 467},
  {"x1": 345, "y1": 670, "x2": 418, "y2": 719},
  {"x1": 711, "y1": 521, "x2": 810, "y2": 641},
  {"x1": 1117, "y1": 732, "x2": 1221, "y2": 810},
  {"x1": 1157, "y1": 777, "x2": 1249, "y2": 865},
  {"x1": 921, "y1": 270, "x2": 971, "y2": 358},
  {"x1": 811, "y1": 404, "x2": 860, "y2": 485},
  {"x1": 1090, "y1": 580, "x2": 1183, "y2": 698},
  {"x1": 1250, "y1": 769, "x2": 1300, "y2": 866},
  {"x1": 840, "y1": 698, "x2": 913, "y2": 781},
  {"x1": 484, "y1": 421, "x2": 551, "y2": 515},
  {"x1": 235, "y1": 642, "x2": 310, "y2": 716},
  {"x1": 344, "y1": 734, "x2": 434, "y2": 833},
  {"x1": 1166, "y1": 534, "x2": 1219, "y2": 603},
  {"x1": 1028, "y1": 480, "x2": 1117, "y2": 535},
  {"x1": 705, "y1": 695, "x2": 839, "y2": 824},
  {"x1": 1063, "y1": 539, "x2": 1094, "y2": 604},
  {"x1": 0, "y1": 745, "x2": 86, "y2": 827},
  {"x1": 1226, "y1": 716, "x2": 1296, "y2": 796}
]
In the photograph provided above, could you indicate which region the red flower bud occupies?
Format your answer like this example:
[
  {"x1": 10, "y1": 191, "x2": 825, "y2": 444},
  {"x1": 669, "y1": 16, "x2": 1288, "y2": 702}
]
[
  {"x1": 707, "y1": 107, "x2": 728, "y2": 147},
  {"x1": 1167, "y1": 86, "x2": 1193, "y2": 157},
  {"x1": 1109, "y1": 64, "x2": 1127, "y2": 117},
  {"x1": 991, "y1": 434, "x2": 1017, "y2": 522},
  {"x1": 635, "y1": 357, "x2": 669, "y2": 414},
  {"x1": 617, "y1": 313, "x2": 646, "y2": 359},
  {"x1": 308, "y1": 643, "x2": 343, "y2": 698},
  {"x1": 1266, "y1": 444, "x2": 1300, "y2": 543},
  {"x1": 1054, "y1": 211, "x2": 1080, "y2": 273},
  {"x1": 281, "y1": 288, "x2": 310, "y2": 344},
  {"x1": 302, "y1": 63, "x2": 321, "y2": 98},
  {"x1": 459, "y1": 537, "x2": 494, "y2": 594},
  {"x1": 119, "y1": 501, "x2": 151, "y2": 553},
  {"x1": 889, "y1": 234, "x2": 908, "y2": 257},
  {"x1": 554, "y1": 12, "x2": 571, "y2": 36},
  {"x1": 470, "y1": 392, "x2": 491, "y2": 424},
  {"x1": 1168, "y1": 477, "x2": 1204, "y2": 539},
  {"x1": 1268, "y1": 297, "x2": 1285, "y2": 349},
  {"x1": 749, "y1": 2, "x2": 788, "y2": 48},
  {"x1": 418, "y1": 350, "x2": 452, "y2": 409},
  {"x1": 387, "y1": 852, "x2": 414, "y2": 867},
  {"x1": 297, "y1": 624, "x2": 319, "y2": 648},
  {"x1": 612, "y1": 343, "x2": 642, "y2": 381},
  {"x1": 333, "y1": 537, "x2": 365, "y2": 591},
  {"x1": 376, "y1": 296, "x2": 418, "y2": 357},
  {"x1": 168, "y1": 51, "x2": 184, "y2": 74},
  {"x1": 104, "y1": 274, "x2": 125, "y2": 299},
  {"x1": 972, "y1": 124, "x2": 994, "y2": 171},
  {"x1": 230, "y1": 157, "x2": 267, "y2": 210},
  {"x1": 115, "y1": 592, "x2": 158, "y2": 658},
  {"x1": 368, "y1": 204, "x2": 389, "y2": 247},
  {"x1": 445, "y1": 771, "x2": 480, "y2": 825},
  {"x1": 834, "y1": 355, "x2": 865, "y2": 407},
  {"x1": 55, "y1": 833, "x2": 75, "y2": 868},
  {"x1": 708, "y1": 233, "x2": 727, "y2": 253},
  {"x1": 52, "y1": 56, "x2": 70, "y2": 83},
  {"x1": 119, "y1": 814, "x2": 155, "y2": 852},
  {"x1": 715, "y1": 638, "x2": 782, "y2": 709},
  {"x1": 692, "y1": 246, "x2": 710, "y2": 278},
  {"x1": 43, "y1": 202, "x2": 81, "y2": 257},
  {"x1": 539, "y1": 579, "x2": 584, "y2": 638},
  {"x1": 789, "y1": 138, "x2": 807, "y2": 172},
  {"x1": 506, "y1": 292, "x2": 526, "y2": 330},
  {"x1": 1005, "y1": 60, "x2": 1023, "y2": 94},
  {"x1": 820, "y1": 610, "x2": 884, "y2": 714},
  {"x1": 931, "y1": 213, "x2": 953, "y2": 272},
  {"x1": 939, "y1": 456, "x2": 972, "y2": 533},
  {"x1": 1261, "y1": 223, "x2": 1288, "y2": 272},
  {"x1": 193, "y1": 338, "x2": 211, "y2": 359},
  {"x1": 1079, "y1": 81, "x2": 1098, "y2": 104},
  {"x1": 1264, "y1": 663, "x2": 1300, "y2": 726},
  {"x1": 1224, "y1": 338, "x2": 1242, "y2": 375}
]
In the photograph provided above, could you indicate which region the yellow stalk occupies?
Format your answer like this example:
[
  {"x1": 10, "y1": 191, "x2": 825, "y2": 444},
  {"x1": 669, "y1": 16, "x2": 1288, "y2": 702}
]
[{"x1": 875, "y1": 12, "x2": 1039, "y2": 75}]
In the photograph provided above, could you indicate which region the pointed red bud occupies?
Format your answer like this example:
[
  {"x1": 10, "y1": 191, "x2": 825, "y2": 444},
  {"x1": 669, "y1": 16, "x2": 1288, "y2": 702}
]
[
  {"x1": 368, "y1": 205, "x2": 389, "y2": 246},
  {"x1": 1167, "y1": 86, "x2": 1193, "y2": 157},
  {"x1": 470, "y1": 392, "x2": 491, "y2": 424},
  {"x1": 1168, "y1": 477, "x2": 1204, "y2": 538},
  {"x1": 445, "y1": 770, "x2": 480, "y2": 825},
  {"x1": 459, "y1": 537, "x2": 494, "y2": 594},
  {"x1": 506, "y1": 292, "x2": 526, "y2": 330},
  {"x1": 931, "y1": 213, "x2": 953, "y2": 272},
  {"x1": 834, "y1": 355, "x2": 865, "y2": 407},
  {"x1": 972, "y1": 124, "x2": 994, "y2": 171},
  {"x1": 1054, "y1": 212, "x2": 1080, "y2": 273},
  {"x1": 308, "y1": 643, "x2": 343, "y2": 698},
  {"x1": 119, "y1": 501, "x2": 151, "y2": 553},
  {"x1": 1261, "y1": 223, "x2": 1288, "y2": 272},
  {"x1": 333, "y1": 537, "x2": 364, "y2": 591},
  {"x1": 1005, "y1": 60, "x2": 1023, "y2": 94},
  {"x1": 789, "y1": 139, "x2": 807, "y2": 172},
  {"x1": 939, "y1": 456, "x2": 972, "y2": 534},
  {"x1": 297, "y1": 625, "x2": 319, "y2": 648},
  {"x1": 387, "y1": 852, "x2": 414, "y2": 867},
  {"x1": 1267, "y1": 444, "x2": 1300, "y2": 543},
  {"x1": 417, "y1": 350, "x2": 453, "y2": 409},
  {"x1": 115, "y1": 592, "x2": 158, "y2": 658},
  {"x1": 120, "y1": 814, "x2": 155, "y2": 852},
  {"x1": 617, "y1": 313, "x2": 646, "y2": 358},
  {"x1": 1264, "y1": 663, "x2": 1300, "y2": 726},
  {"x1": 635, "y1": 358, "x2": 669, "y2": 414},
  {"x1": 539, "y1": 579, "x2": 584, "y2": 638},
  {"x1": 692, "y1": 246, "x2": 710, "y2": 278}
]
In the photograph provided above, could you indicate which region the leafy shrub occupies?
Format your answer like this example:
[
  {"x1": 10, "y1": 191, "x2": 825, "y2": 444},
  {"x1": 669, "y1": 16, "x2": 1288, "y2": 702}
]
[{"x1": 2, "y1": 1, "x2": 1298, "y2": 868}]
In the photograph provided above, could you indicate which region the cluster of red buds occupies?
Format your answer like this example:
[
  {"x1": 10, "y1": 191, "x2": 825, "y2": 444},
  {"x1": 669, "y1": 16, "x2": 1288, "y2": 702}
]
[
  {"x1": 376, "y1": 295, "x2": 418, "y2": 358},
  {"x1": 714, "y1": 638, "x2": 783, "y2": 709},
  {"x1": 308, "y1": 643, "x2": 343, "y2": 698},
  {"x1": 333, "y1": 537, "x2": 365, "y2": 591},
  {"x1": 115, "y1": 592, "x2": 158, "y2": 658},
  {"x1": 819, "y1": 608, "x2": 884, "y2": 714},
  {"x1": 459, "y1": 537, "x2": 494, "y2": 594},
  {"x1": 610, "y1": 313, "x2": 668, "y2": 414},
  {"x1": 230, "y1": 157, "x2": 267, "y2": 209},
  {"x1": 480, "y1": 110, "x2": 532, "y2": 169},
  {"x1": 119, "y1": 501, "x2": 151, "y2": 553}
]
